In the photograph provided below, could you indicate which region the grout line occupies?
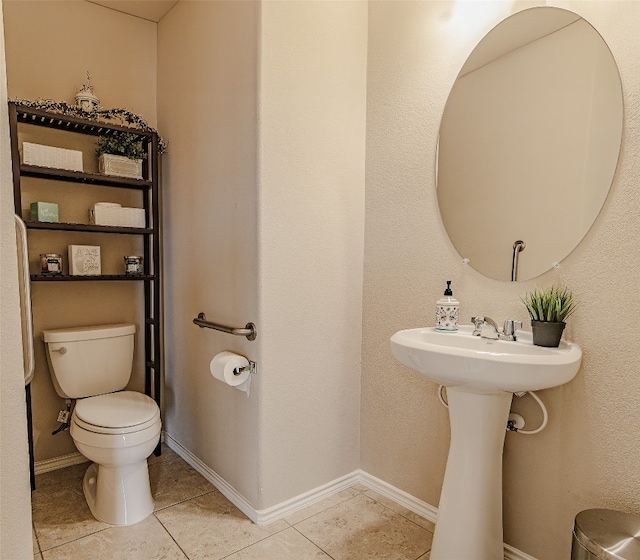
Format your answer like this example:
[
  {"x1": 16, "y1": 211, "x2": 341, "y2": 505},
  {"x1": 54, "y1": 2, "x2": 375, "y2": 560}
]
[
  {"x1": 36, "y1": 526, "x2": 110, "y2": 554},
  {"x1": 363, "y1": 491, "x2": 435, "y2": 534},
  {"x1": 284, "y1": 487, "x2": 365, "y2": 526},
  {"x1": 215, "y1": 523, "x2": 293, "y2": 560},
  {"x1": 32, "y1": 522, "x2": 41, "y2": 556},
  {"x1": 291, "y1": 525, "x2": 338, "y2": 560},
  {"x1": 152, "y1": 488, "x2": 217, "y2": 513},
  {"x1": 152, "y1": 513, "x2": 191, "y2": 560}
]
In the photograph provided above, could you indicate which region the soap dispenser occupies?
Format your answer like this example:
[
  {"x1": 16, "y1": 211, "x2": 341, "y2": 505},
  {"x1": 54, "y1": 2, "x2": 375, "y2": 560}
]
[{"x1": 436, "y1": 281, "x2": 459, "y2": 331}]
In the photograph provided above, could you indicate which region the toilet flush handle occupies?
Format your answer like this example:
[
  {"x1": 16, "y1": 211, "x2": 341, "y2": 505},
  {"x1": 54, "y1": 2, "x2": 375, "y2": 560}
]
[{"x1": 51, "y1": 346, "x2": 67, "y2": 355}]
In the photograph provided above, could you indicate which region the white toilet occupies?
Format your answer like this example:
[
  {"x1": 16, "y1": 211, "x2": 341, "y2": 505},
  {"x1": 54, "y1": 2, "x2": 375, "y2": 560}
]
[{"x1": 43, "y1": 323, "x2": 161, "y2": 526}]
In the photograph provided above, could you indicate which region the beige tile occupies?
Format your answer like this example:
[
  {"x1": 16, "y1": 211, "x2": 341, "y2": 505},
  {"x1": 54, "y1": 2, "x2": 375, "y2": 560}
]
[
  {"x1": 32, "y1": 484, "x2": 109, "y2": 551},
  {"x1": 149, "y1": 453, "x2": 215, "y2": 510},
  {"x1": 40, "y1": 515, "x2": 187, "y2": 560},
  {"x1": 147, "y1": 443, "x2": 180, "y2": 465},
  {"x1": 284, "y1": 487, "x2": 362, "y2": 525},
  {"x1": 225, "y1": 527, "x2": 331, "y2": 560},
  {"x1": 294, "y1": 493, "x2": 433, "y2": 560},
  {"x1": 34, "y1": 554, "x2": 42, "y2": 560},
  {"x1": 364, "y1": 489, "x2": 436, "y2": 532},
  {"x1": 34, "y1": 462, "x2": 89, "y2": 492},
  {"x1": 33, "y1": 525, "x2": 40, "y2": 555},
  {"x1": 155, "y1": 490, "x2": 289, "y2": 560},
  {"x1": 350, "y1": 482, "x2": 370, "y2": 493}
]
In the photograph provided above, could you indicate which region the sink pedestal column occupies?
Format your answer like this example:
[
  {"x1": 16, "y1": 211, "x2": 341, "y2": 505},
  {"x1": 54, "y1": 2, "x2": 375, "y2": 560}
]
[{"x1": 430, "y1": 387, "x2": 514, "y2": 560}]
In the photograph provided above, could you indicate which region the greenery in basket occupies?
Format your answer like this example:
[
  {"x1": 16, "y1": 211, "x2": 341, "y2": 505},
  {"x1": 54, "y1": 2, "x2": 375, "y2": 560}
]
[
  {"x1": 521, "y1": 285, "x2": 577, "y2": 323},
  {"x1": 95, "y1": 132, "x2": 147, "y2": 160}
]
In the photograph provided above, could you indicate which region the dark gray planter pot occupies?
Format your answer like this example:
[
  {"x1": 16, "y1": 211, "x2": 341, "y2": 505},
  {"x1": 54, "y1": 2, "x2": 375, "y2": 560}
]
[{"x1": 531, "y1": 320, "x2": 565, "y2": 347}]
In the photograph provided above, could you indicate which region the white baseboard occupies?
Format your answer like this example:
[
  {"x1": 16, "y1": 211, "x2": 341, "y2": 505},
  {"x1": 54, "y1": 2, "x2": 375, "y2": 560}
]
[
  {"x1": 358, "y1": 470, "x2": 439, "y2": 524},
  {"x1": 163, "y1": 433, "x2": 360, "y2": 525},
  {"x1": 34, "y1": 451, "x2": 88, "y2": 475},
  {"x1": 40, "y1": 435, "x2": 535, "y2": 560},
  {"x1": 255, "y1": 470, "x2": 361, "y2": 525},
  {"x1": 163, "y1": 434, "x2": 261, "y2": 522}
]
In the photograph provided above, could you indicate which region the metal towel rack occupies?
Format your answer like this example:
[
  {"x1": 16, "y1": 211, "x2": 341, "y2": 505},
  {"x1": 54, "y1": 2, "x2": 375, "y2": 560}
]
[{"x1": 193, "y1": 312, "x2": 257, "y2": 341}]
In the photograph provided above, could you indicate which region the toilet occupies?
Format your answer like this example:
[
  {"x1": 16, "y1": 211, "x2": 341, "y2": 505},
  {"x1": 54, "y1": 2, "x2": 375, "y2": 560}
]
[{"x1": 43, "y1": 323, "x2": 161, "y2": 526}]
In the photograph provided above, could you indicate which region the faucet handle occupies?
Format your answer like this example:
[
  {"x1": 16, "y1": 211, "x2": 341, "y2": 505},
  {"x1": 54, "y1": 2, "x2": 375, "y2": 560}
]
[
  {"x1": 503, "y1": 319, "x2": 522, "y2": 340},
  {"x1": 471, "y1": 316, "x2": 485, "y2": 336}
]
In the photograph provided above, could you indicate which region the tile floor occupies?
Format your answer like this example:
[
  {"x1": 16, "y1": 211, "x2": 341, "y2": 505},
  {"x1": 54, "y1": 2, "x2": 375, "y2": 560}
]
[{"x1": 32, "y1": 445, "x2": 434, "y2": 560}]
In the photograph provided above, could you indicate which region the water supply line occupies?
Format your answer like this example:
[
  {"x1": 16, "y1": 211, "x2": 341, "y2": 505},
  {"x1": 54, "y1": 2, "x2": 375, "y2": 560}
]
[
  {"x1": 437, "y1": 385, "x2": 549, "y2": 435},
  {"x1": 507, "y1": 390, "x2": 548, "y2": 435}
]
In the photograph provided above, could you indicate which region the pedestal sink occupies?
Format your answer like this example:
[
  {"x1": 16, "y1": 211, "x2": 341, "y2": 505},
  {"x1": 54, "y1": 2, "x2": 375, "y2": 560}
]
[{"x1": 390, "y1": 325, "x2": 582, "y2": 560}]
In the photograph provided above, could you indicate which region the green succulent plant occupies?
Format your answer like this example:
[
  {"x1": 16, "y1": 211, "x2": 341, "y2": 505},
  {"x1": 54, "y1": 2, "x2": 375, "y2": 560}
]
[
  {"x1": 521, "y1": 285, "x2": 577, "y2": 323},
  {"x1": 95, "y1": 132, "x2": 147, "y2": 160}
]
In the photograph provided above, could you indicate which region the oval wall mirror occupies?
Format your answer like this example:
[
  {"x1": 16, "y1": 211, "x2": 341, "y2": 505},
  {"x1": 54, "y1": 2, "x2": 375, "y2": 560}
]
[{"x1": 437, "y1": 7, "x2": 623, "y2": 281}]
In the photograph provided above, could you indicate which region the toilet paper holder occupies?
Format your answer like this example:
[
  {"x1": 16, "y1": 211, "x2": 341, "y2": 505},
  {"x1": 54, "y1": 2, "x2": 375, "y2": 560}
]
[{"x1": 234, "y1": 361, "x2": 257, "y2": 376}]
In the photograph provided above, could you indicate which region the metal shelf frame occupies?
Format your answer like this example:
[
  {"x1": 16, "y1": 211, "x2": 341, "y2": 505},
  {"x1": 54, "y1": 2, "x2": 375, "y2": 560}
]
[{"x1": 9, "y1": 102, "x2": 164, "y2": 488}]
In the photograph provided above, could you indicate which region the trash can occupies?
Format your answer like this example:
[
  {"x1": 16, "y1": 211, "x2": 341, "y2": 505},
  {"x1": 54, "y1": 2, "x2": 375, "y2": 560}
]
[{"x1": 572, "y1": 509, "x2": 640, "y2": 560}]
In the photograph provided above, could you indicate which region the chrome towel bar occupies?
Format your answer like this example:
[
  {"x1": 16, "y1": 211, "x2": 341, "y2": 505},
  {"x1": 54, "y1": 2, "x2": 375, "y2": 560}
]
[{"x1": 193, "y1": 312, "x2": 257, "y2": 341}]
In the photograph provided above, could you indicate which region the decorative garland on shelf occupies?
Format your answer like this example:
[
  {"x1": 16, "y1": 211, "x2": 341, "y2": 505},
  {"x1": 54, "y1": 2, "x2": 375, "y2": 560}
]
[{"x1": 11, "y1": 97, "x2": 167, "y2": 154}]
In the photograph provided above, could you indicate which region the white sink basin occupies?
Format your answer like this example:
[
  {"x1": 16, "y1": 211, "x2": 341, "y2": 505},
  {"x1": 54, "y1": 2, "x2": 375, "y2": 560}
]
[{"x1": 391, "y1": 325, "x2": 582, "y2": 393}]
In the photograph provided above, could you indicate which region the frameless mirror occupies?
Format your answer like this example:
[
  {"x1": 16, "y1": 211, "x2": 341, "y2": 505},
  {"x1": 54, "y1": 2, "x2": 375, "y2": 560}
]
[{"x1": 437, "y1": 7, "x2": 623, "y2": 281}]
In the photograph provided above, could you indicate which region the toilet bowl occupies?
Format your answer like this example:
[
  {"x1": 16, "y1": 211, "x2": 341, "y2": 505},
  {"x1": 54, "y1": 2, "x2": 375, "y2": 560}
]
[
  {"x1": 43, "y1": 324, "x2": 161, "y2": 526},
  {"x1": 70, "y1": 391, "x2": 161, "y2": 525}
]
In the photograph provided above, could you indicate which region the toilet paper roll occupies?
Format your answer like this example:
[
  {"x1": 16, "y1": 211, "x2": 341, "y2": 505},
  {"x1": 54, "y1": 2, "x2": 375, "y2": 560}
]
[{"x1": 209, "y1": 351, "x2": 251, "y2": 387}]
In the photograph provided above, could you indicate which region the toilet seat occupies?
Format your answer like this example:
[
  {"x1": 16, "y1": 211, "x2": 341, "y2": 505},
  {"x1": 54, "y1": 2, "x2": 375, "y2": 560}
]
[{"x1": 74, "y1": 391, "x2": 160, "y2": 435}]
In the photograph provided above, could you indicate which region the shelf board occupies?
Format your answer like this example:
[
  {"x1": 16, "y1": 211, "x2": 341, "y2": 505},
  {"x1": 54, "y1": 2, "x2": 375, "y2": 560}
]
[
  {"x1": 26, "y1": 221, "x2": 152, "y2": 235},
  {"x1": 12, "y1": 103, "x2": 154, "y2": 138},
  {"x1": 30, "y1": 274, "x2": 154, "y2": 282},
  {"x1": 20, "y1": 164, "x2": 151, "y2": 189}
]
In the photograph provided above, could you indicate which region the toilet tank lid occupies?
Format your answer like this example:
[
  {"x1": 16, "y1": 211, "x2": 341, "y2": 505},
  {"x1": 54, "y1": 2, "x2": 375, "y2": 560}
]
[{"x1": 43, "y1": 323, "x2": 135, "y2": 343}]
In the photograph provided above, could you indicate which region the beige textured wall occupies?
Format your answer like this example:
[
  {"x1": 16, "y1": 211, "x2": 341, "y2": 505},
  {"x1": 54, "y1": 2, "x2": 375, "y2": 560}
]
[
  {"x1": 2, "y1": 0, "x2": 157, "y2": 461},
  {"x1": 362, "y1": 1, "x2": 640, "y2": 559},
  {"x1": 257, "y1": 0, "x2": 367, "y2": 508},
  {"x1": 0, "y1": 2, "x2": 33, "y2": 557},
  {"x1": 3, "y1": 0, "x2": 157, "y2": 124},
  {"x1": 157, "y1": 1, "x2": 261, "y2": 505},
  {"x1": 159, "y1": 0, "x2": 367, "y2": 511}
]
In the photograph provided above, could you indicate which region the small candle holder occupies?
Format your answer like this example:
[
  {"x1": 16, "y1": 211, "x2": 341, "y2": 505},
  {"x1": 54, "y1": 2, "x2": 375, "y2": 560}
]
[
  {"x1": 40, "y1": 254, "x2": 63, "y2": 275},
  {"x1": 124, "y1": 256, "x2": 143, "y2": 276}
]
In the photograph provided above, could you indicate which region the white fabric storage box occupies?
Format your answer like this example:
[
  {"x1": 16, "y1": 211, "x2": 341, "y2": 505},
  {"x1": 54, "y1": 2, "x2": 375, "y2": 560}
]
[
  {"x1": 90, "y1": 203, "x2": 122, "y2": 227},
  {"x1": 120, "y1": 207, "x2": 146, "y2": 228},
  {"x1": 22, "y1": 142, "x2": 83, "y2": 172},
  {"x1": 90, "y1": 203, "x2": 145, "y2": 228}
]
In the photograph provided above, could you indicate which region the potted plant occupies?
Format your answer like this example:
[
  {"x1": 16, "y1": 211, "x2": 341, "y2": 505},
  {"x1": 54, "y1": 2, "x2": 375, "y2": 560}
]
[
  {"x1": 521, "y1": 285, "x2": 577, "y2": 347},
  {"x1": 96, "y1": 132, "x2": 147, "y2": 179}
]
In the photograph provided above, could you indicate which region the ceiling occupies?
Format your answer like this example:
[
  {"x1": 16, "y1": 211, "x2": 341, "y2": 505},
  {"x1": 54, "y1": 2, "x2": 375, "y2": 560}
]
[{"x1": 86, "y1": 0, "x2": 178, "y2": 22}]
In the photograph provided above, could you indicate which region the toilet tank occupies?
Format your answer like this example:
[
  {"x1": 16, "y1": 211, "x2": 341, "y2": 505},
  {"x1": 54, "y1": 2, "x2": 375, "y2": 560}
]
[{"x1": 43, "y1": 324, "x2": 136, "y2": 399}]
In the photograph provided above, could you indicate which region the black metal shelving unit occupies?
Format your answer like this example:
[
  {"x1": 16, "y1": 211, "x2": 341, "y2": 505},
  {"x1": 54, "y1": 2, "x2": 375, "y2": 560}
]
[{"x1": 8, "y1": 102, "x2": 163, "y2": 489}]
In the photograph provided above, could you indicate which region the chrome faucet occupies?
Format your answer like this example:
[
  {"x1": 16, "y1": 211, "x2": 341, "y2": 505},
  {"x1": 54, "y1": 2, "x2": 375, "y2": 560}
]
[{"x1": 471, "y1": 316, "x2": 522, "y2": 341}]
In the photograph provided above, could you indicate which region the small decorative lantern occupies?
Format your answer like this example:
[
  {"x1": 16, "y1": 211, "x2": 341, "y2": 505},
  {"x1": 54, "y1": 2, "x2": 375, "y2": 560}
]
[{"x1": 74, "y1": 72, "x2": 100, "y2": 113}]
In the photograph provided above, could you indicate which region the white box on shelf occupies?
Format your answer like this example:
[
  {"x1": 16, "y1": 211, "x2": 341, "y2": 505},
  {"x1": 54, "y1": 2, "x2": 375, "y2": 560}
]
[
  {"x1": 98, "y1": 154, "x2": 143, "y2": 179},
  {"x1": 120, "y1": 207, "x2": 146, "y2": 228},
  {"x1": 22, "y1": 142, "x2": 83, "y2": 172},
  {"x1": 90, "y1": 202, "x2": 122, "y2": 227},
  {"x1": 68, "y1": 245, "x2": 101, "y2": 276},
  {"x1": 89, "y1": 203, "x2": 145, "y2": 228}
]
